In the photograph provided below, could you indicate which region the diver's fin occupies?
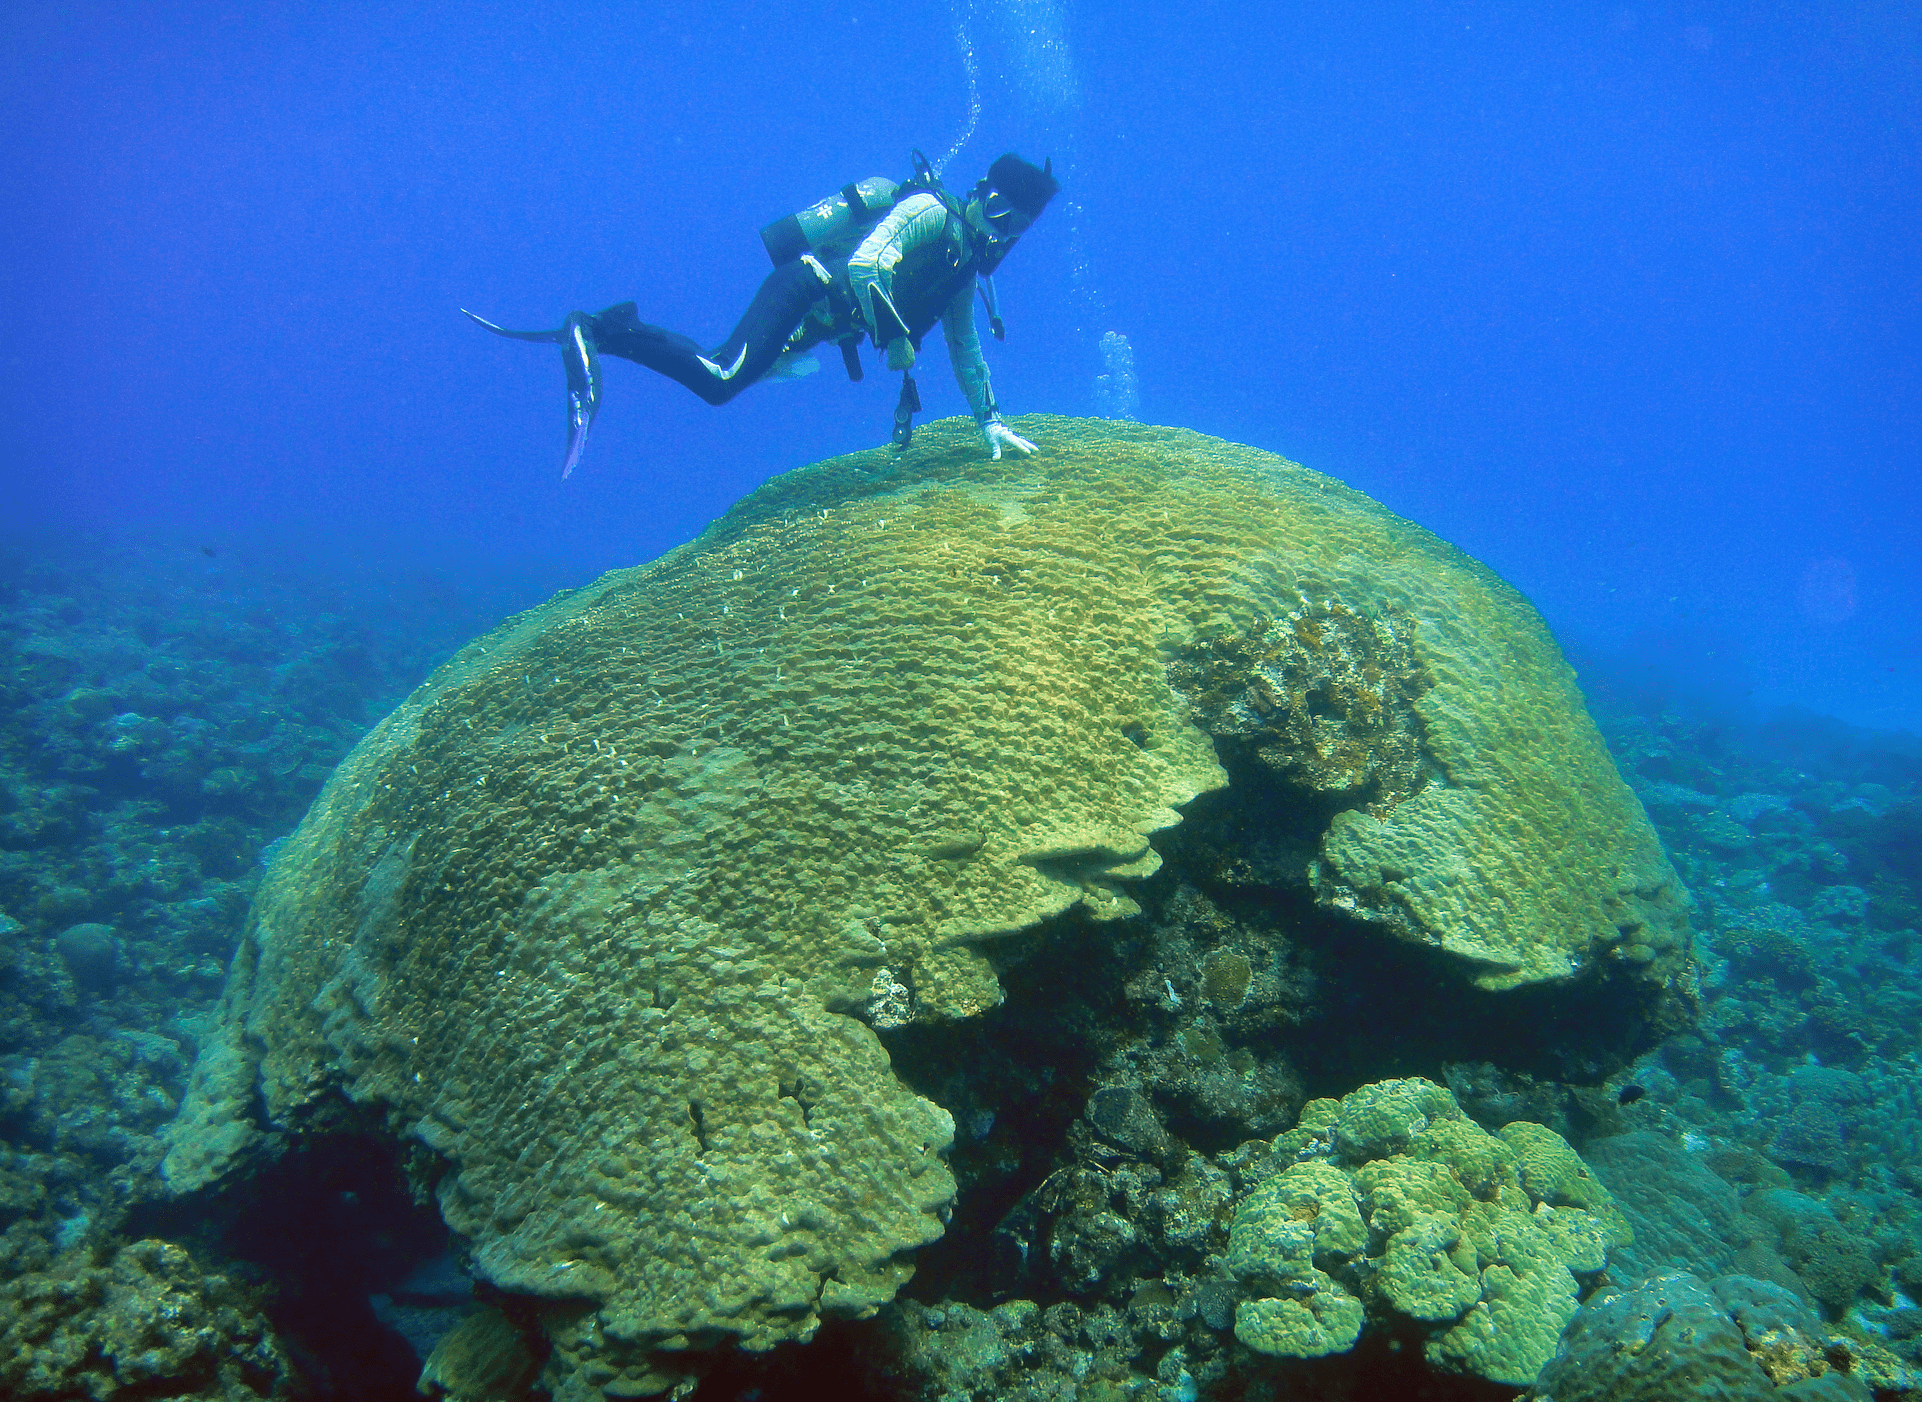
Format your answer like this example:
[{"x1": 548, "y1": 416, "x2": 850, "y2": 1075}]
[
  {"x1": 557, "y1": 312, "x2": 601, "y2": 480},
  {"x1": 460, "y1": 307, "x2": 566, "y2": 343},
  {"x1": 697, "y1": 343, "x2": 750, "y2": 381},
  {"x1": 463, "y1": 307, "x2": 602, "y2": 478}
]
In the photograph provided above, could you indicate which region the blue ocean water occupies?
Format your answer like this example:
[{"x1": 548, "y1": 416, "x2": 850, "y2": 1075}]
[
  {"x1": 6, "y1": 1, "x2": 1916, "y2": 730},
  {"x1": 2, "y1": 3, "x2": 1920, "y2": 1399}
]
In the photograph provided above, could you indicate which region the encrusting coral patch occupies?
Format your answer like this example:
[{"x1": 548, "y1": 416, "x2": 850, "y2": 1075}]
[{"x1": 1228, "y1": 1078, "x2": 1632, "y2": 1387}]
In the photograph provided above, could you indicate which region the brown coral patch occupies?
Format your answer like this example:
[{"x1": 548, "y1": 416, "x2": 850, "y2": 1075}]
[{"x1": 1168, "y1": 603, "x2": 1434, "y2": 817}]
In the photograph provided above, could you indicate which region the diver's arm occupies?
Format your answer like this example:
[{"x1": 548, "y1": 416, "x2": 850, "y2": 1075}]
[
  {"x1": 941, "y1": 282, "x2": 996, "y2": 421},
  {"x1": 942, "y1": 284, "x2": 1036, "y2": 460},
  {"x1": 847, "y1": 193, "x2": 947, "y2": 360}
]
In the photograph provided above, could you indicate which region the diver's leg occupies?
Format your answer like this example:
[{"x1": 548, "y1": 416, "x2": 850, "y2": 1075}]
[
  {"x1": 587, "y1": 308, "x2": 728, "y2": 403},
  {"x1": 700, "y1": 261, "x2": 829, "y2": 393},
  {"x1": 592, "y1": 261, "x2": 823, "y2": 406}
]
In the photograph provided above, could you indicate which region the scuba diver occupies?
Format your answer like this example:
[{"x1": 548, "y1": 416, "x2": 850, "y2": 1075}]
[{"x1": 465, "y1": 151, "x2": 1060, "y2": 478}]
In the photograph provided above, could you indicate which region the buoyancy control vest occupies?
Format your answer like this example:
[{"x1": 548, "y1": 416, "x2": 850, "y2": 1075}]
[
  {"x1": 760, "y1": 151, "x2": 1010, "y2": 349},
  {"x1": 759, "y1": 152, "x2": 1014, "y2": 446}
]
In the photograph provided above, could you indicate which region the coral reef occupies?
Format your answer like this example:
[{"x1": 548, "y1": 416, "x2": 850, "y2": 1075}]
[
  {"x1": 161, "y1": 418, "x2": 1686, "y2": 1397},
  {"x1": 4, "y1": 424, "x2": 1917, "y2": 1399},
  {"x1": 1527, "y1": 1271, "x2": 1876, "y2": 1402},
  {"x1": 1225, "y1": 1079, "x2": 1630, "y2": 1386},
  {"x1": 0, "y1": 1238, "x2": 295, "y2": 1400}
]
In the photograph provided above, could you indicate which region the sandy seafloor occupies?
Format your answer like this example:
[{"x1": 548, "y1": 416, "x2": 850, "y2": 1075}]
[{"x1": 2, "y1": 525, "x2": 1920, "y2": 1402}]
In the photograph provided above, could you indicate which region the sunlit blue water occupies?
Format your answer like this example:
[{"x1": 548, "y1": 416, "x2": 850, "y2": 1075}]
[{"x1": 5, "y1": 1, "x2": 1915, "y2": 730}]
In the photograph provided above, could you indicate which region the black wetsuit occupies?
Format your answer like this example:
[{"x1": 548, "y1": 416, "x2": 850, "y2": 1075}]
[
  {"x1": 587, "y1": 258, "x2": 833, "y2": 406},
  {"x1": 589, "y1": 188, "x2": 1004, "y2": 413}
]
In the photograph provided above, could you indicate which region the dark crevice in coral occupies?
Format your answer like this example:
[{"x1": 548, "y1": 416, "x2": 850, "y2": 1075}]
[
  {"x1": 778, "y1": 1077, "x2": 815, "y2": 1129},
  {"x1": 129, "y1": 1131, "x2": 450, "y2": 1402},
  {"x1": 883, "y1": 907, "x2": 1122, "y2": 1306},
  {"x1": 1157, "y1": 729, "x2": 1687, "y2": 1090},
  {"x1": 661, "y1": 1317, "x2": 916, "y2": 1402},
  {"x1": 1193, "y1": 875, "x2": 1687, "y2": 1093},
  {"x1": 880, "y1": 724, "x2": 1686, "y2": 1342}
]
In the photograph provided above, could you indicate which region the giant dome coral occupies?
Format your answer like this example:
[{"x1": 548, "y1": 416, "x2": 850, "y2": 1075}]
[{"x1": 163, "y1": 417, "x2": 1689, "y2": 1397}]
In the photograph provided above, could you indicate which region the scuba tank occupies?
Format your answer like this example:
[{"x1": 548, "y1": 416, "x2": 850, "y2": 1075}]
[
  {"x1": 756, "y1": 152, "x2": 1006, "y2": 436},
  {"x1": 760, "y1": 177, "x2": 900, "y2": 267},
  {"x1": 759, "y1": 163, "x2": 914, "y2": 384}
]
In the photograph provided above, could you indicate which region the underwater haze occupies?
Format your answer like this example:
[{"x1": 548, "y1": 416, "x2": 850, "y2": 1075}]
[
  {"x1": 6, "y1": 4, "x2": 1922, "y2": 1401},
  {"x1": 4, "y1": 0, "x2": 1917, "y2": 730}
]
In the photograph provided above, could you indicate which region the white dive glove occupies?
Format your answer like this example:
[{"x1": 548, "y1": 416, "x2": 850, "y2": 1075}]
[{"x1": 982, "y1": 419, "x2": 1037, "y2": 460}]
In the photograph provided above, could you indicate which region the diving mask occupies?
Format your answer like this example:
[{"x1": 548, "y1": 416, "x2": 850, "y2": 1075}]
[{"x1": 980, "y1": 187, "x2": 1034, "y2": 240}]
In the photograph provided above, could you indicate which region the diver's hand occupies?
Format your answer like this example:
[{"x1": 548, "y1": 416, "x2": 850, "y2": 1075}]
[
  {"x1": 885, "y1": 337, "x2": 917, "y2": 371},
  {"x1": 983, "y1": 420, "x2": 1037, "y2": 460}
]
